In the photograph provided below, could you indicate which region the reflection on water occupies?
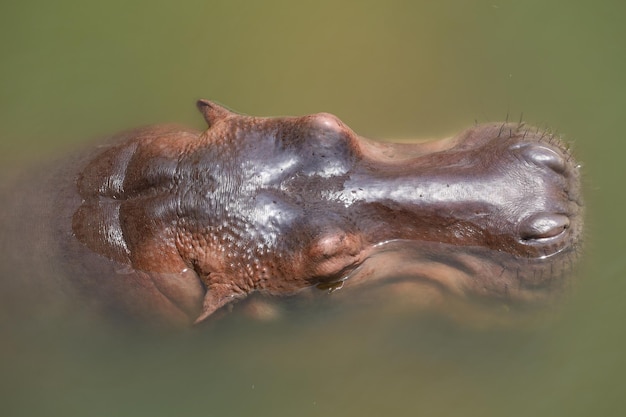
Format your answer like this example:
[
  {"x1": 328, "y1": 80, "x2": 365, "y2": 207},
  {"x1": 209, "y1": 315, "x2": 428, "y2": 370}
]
[
  {"x1": 0, "y1": 291, "x2": 583, "y2": 417},
  {"x1": 1, "y1": 0, "x2": 625, "y2": 416}
]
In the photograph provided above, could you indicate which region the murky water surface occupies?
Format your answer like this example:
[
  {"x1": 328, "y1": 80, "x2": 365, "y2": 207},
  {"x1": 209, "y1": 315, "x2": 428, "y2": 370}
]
[{"x1": 1, "y1": 1, "x2": 624, "y2": 416}]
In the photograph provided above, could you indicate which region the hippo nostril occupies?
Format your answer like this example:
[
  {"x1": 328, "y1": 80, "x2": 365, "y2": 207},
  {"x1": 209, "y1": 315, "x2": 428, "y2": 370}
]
[
  {"x1": 520, "y1": 213, "x2": 570, "y2": 240},
  {"x1": 518, "y1": 144, "x2": 566, "y2": 173}
]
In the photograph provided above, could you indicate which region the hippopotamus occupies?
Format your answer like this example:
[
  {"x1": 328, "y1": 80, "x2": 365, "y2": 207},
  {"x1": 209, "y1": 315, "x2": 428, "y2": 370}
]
[{"x1": 0, "y1": 100, "x2": 583, "y2": 326}]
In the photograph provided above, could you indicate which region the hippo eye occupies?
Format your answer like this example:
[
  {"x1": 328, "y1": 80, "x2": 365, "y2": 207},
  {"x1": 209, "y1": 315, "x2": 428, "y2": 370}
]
[
  {"x1": 301, "y1": 113, "x2": 359, "y2": 152},
  {"x1": 283, "y1": 113, "x2": 359, "y2": 177}
]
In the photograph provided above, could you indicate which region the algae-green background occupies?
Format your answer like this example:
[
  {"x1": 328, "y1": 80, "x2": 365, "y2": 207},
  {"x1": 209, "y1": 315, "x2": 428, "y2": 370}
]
[{"x1": 1, "y1": 1, "x2": 624, "y2": 416}]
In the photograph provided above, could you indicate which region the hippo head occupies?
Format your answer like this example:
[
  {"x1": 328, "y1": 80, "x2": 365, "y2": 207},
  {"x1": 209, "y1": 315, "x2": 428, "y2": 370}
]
[{"x1": 72, "y1": 100, "x2": 583, "y2": 324}]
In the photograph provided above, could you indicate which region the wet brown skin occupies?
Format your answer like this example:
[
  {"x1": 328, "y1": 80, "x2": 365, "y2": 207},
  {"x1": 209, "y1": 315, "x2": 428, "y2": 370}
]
[{"x1": 0, "y1": 100, "x2": 584, "y2": 325}]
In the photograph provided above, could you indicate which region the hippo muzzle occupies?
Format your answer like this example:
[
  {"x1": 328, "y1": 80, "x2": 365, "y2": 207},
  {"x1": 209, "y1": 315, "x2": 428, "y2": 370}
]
[{"x1": 71, "y1": 100, "x2": 583, "y2": 324}]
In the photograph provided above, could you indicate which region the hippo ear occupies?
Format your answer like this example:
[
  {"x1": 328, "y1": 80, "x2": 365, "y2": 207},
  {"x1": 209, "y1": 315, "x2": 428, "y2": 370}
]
[
  {"x1": 196, "y1": 99, "x2": 235, "y2": 127},
  {"x1": 194, "y1": 277, "x2": 247, "y2": 324}
]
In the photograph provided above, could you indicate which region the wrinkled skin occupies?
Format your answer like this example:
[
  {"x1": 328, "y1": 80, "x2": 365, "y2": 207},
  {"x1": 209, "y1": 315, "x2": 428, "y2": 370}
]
[{"x1": 0, "y1": 100, "x2": 583, "y2": 325}]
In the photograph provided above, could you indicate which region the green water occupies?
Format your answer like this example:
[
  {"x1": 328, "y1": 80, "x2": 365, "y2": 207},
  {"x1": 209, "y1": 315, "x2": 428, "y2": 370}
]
[{"x1": 1, "y1": 1, "x2": 624, "y2": 416}]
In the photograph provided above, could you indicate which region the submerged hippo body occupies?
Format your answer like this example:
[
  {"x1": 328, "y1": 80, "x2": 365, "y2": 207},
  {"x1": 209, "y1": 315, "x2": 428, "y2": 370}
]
[{"x1": 0, "y1": 100, "x2": 583, "y2": 325}]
